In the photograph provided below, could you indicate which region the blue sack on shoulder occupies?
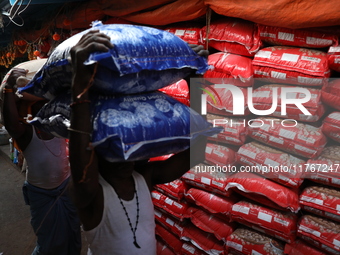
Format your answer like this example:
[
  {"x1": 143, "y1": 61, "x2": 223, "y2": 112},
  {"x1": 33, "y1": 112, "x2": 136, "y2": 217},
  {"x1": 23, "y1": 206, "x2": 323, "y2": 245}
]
[{"x1": 20, "y1": 21, "x2": 209, "y2": 99}]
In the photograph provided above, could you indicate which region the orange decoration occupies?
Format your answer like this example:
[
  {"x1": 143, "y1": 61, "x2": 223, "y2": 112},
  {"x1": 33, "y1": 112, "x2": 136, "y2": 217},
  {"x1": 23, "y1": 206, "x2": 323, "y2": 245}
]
[
  {"x1": 53, "y1": 33, "x2": 61, "y2": 41},
  {"x1": 33, "y1": 50, "x2": 40, "y2": 56},
  {"x1": 6, "y1": 52, "x2": 11, "y2": 57}
]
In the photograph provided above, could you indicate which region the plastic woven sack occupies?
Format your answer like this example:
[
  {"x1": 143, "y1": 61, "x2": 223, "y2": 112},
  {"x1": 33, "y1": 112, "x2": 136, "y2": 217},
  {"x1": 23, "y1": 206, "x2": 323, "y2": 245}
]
[
  {"x1": 284, "y1": 239, "x2": 326, "y2": 255},
  {"x1": 203, "y1": 52, "x2": 254, "y2": 87},
  {"x1": 258, "y1": 24, "x2": 338, "y2": 48},
  {"x1": 205, "y1": 142, "x2": 236, "y2": 167},
  {"x1": 19, "y1": 21, "x2": 209, "y2": 99},
  {"x1": 328, "y1": 46, "x2": 340, "y2": 73},
  {"x1": 200, "y1": 17, "x2": 262, "y2": 57},
  {"x1": 321, "y1": 79, "x2": 340, "y2": 111},
  {"x1": 248, "y1": 117, "x2": 327, "y2": 159},
  {"x1": 231, "y1": 200, "x2": 298, "y2": 243},
  {"x1": 253, "y1": 46, "x2": 330, "y2": 86},
  {"x1": 322, "y1": 112, "x2": 340, "y2": 143},
  {"x1": 31, "y1": 91, "x2": 222, "y2": 162},
  {"x1": 252, "y1": 84, "x2": 326, "y2": 122}
]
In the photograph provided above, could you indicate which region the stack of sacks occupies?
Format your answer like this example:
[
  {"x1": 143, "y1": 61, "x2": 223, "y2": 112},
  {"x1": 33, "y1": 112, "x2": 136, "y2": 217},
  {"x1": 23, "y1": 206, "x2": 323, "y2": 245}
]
[
  {"x1": 20, "y1": 21, "x2": 223, "y2": 162},
  {"x1": 321, "y1": 78, "x2": 340, "y2": 111},
  {"x1": 328, "y1": 46, "x2": 340, "y2": 73}
]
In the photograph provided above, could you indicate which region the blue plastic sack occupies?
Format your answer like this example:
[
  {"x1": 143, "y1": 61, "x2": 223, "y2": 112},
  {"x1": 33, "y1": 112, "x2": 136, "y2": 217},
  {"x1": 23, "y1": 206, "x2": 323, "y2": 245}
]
[
  {"x1": 30, "y1": 91, "x2": 222, "y2": 162},
  {"x1": 20, "y1": 21, "x2": 209, "y2": 99}
]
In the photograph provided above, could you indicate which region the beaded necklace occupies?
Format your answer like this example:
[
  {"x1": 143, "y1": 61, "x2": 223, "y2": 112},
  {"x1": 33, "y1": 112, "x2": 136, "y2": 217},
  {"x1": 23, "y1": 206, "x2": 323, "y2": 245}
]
[{"x1": 116, "y1": 187, "x2": 141, "y2": 249}]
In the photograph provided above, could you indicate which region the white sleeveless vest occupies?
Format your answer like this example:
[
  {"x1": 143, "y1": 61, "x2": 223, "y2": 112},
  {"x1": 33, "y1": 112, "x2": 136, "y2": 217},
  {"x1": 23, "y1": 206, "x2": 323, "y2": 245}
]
[{"x1": 85, "y1": 171, "x2": 157, "y2": 255}]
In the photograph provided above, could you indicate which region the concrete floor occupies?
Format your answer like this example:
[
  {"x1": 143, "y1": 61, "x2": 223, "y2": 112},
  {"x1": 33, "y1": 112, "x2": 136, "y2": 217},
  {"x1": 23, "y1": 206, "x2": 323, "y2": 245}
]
[{"x1": 0, "y1": 143, "x2": 88, "y2": 255}]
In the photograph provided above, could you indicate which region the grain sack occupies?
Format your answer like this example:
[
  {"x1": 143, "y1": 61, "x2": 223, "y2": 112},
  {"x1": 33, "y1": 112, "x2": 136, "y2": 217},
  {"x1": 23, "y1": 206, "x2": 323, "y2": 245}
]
[
  {"x1": 226, "y1": 228, "x2": 285, "y2": 255},
  {"x1": 154, "y1": 179, "x2": 187, "y2": 202},
  {"x1": 180, "y1": 242, "x2": 208, "y2": 255},
  {"x1": 248, "y1": 117, "x2": 327, "y2": 159},
  {"x1": 297, "y1": 215, "x2": 340, "y2": 254},
  {"x1": 19, "y1": 21, "x2": 208, "y2": 99},
  {"x1": 156, "y1": 224, "x2": 183, "y2": 254},
  {"x1": 181, "y1": 223, "x2": 225, "y2": 255},
  {"x1": 225, "y1": 172, "x2": 300, "y2": 212},
  {"x1": 200, "y1": 18, "x2": 262, "y2": 57},
  {"x1": 156, "y1": 239, "x2": 176, "y2": 255},
  {"x1": 304, "y1": 146, "x2": 340, "y2": 188},
  {"x1": 188, "y1": 207, "x2": 235, "y2": 241},
  {"x1": 321, "y1": 79, "x2": 340, "y2": 111},
  {"x1": 328, "y1": 46, "x2": 340, "y2": 73},
  {"x1": 165, "y1": 26, "x2": 202, "y2": 45},
  {"x1": 205, "y1": 85, "x2": 250, "y2": 116},
  {"x1": 284, "y1": 239, "x2": 326, "y2": 255},
  {"x1": 252, "y1": 84, "x2": 326, "y2": 122},
  {"x1": 301, "y1": 206, "x2": 340, "y2": 224},
  {"x1": 231, "y1": 200, "x2": 298, "y2": 243},
  {"x1": 181, "y1": 163, "x2": 232, "y2": 196},
  {"x1": 299, "y1": 186, "x2": 340, "y2": 220},
  {"x1": 205, "y1": 142, "x2": 236, "y2": 167},
  {"x1": 236, "y1": 142, "x2": 305, "y2": 188},
  {"x1": 322, "y1": 112, "x2": 340, "y2": 143},
  {"x1": 154, "y1": 209, "x2": 185, "y2": 238},
  {"x1": 158, "y1": 79, "x2": 190, "y2": 106},
  {"x1": 31, "y1": 91, "x2": 222, "y2": 162},
  {"x1": 207, "y1": 114, "x2": 247, "y2": 146},
  {"x1": 203, "y1": 52, "x2": 254, "y2": 87},
  {"x1": 258, "y1": 25, "x2": 338, "y2": 48},
  {"x1": 253, "y1": 46, "x2": 330, "y2": 86},
  {"x1": 299, "y1": 235, "x2": 340, "y2": 255},
  {"x1": 184, "y1": 187, "x2": 236, "y2": 218},
  {"x1": 152, "y1": 191, "x2": 190, "y2": 220}
]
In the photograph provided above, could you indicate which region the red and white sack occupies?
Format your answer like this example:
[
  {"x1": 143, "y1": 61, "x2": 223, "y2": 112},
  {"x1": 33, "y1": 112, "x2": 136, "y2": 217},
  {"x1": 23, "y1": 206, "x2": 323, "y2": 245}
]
[
  {"x1": 188, "y1": 206, "x2": 236, "y2": 241},
  {"x1": 152, "y1": 190, "x2": 190, "y2": 220},
  {"x1": 322, "y1": 112, "x2": 340, "y2": 143},
  {"x1": 156, "y1": 224, "x2": 183, "y2": 254},
  {"x1": 205, "y1": 85, "x2": 250, "y2": 116},
  {"x1": 184, "y1": 187, "x2": 236, "y2": 218},
  {"x1": 165, "y1": 26, "x2": 202, "y2": 45},
  {"x1": 328, "y1": 46, "x2": 340, "y2": 73},
  {"x1": 180, "y1": 242, "x2": 208, "y2": 255},
  {"x1": 301, "y1": 205, "x2": 340, "y2": 224},
  {"x1": 200, "y1": 17, "x2": 262, "y2": 57},
  {"x1": 158, "y1": 79, "x2": 190, "y2": 106},
  {"x1": 205, "y1": 142, "x2": 237, "y2": 167},
  {"x1": 231, "y1": 200, "x2": 298, "y2": 243},
  {"x1": 236, "y1": 142, "x2": 305, "y2": 188},
  {"x1": 284, "y1": 239, "x2": 327, "y2": 255},
  {"x1": 248, "y1": 117, "x2": 327, "y2": 159},
  {"x1": 321, "y1": 79, "x2": 340, "y2": 111},
  {"x1": 299, "y1": 185, "x2": 340, "y2": 220},
  {"x1": 226, "y1": 228, "x2": 285, "y2": 255},
  {"x1": 304, "y1": 146, "x2": 340, "y2": 188},
  {"x1": 207, "y1": 114, "x2": 247, "y2": 146},
  {"x1": 181, "y1": 163, "x2": 231, "y2": 197},
  {"x1": 297, "y1": 215, "x2": 340, "y2": 253},
  {"x1": 203, "y1": 52, "x2": 254, "y2": 87},
  {"x1": 154, "y1": 179, "x2": 187, "y2": 202},
  {"x1": 253, "y1": 46, "x2": 330, "y2": 86},
  {"x1": 225, "y1": 172, "x2": 300, "y2": 212},
  {"x1": 154, "y1": 209, "x2": 185, "y2": 238},
  {"x1": 299, "y1": 235, "x2": 339, "y2": 255},
  {"x1": 258, "y1": 24, "x2": 338, "y2": 48},
  {"x1": 157, "y1": 239, "x2": 177, "y2": 255},
  {"x1": 181, "y1": 223, "x2": 225, "y2": 255},
  {"x1": 252, "y1": 84, "x2": 326, "y2": 122}
]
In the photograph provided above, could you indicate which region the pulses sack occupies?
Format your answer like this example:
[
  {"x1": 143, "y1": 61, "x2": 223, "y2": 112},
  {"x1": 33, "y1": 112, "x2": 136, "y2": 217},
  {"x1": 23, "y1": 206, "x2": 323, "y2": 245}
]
[{"x1": 20, "y1": 21, "x2": 209, "y2": 99}]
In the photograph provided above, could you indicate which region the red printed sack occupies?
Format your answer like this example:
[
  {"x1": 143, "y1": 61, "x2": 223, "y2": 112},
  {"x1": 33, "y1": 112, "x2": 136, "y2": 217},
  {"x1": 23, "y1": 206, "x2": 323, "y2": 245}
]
[
  {"x1": 248, "y1": 117, "x2": 327, "y2": 159},
  {"x1": 297, "y1": 215, "x2": 340, "y2": 253},
  {"x1": 200, "y1": 17, "x2": 262, "y2": 57},
  {"x1": 154, "y1": 209, "x2": 185, "y2": 238},
  {"x1": 321, "y1": 79, "x2": 340, "y2": 111},
  {"x1": 328, "y1": 46, "x2": 340, "y2": 73},
  {"x1": 226, "y1": 228, "x2": 285, "y2": 255},
  {"x1": 231, "y1": 200, "x2": 298, "y2": 243},
  {"x1": 284, "y1": 239, "x2": 327, "y2": 255},
  {"x1": 205, "y1": 142, "x2": 236, "y2": 167},
  {"x1": 158, "y1": 79, "x2": 189, "y2": 106},
  {"x1": 165, "y1": 26, "x2": 202, "y2": 45},
  {"x1": 258, "y1": 24, "x2": 338, "y2": 48},
  {"x1": 236, "y1": 142, "x2": 305, "y2": 188},
  {"x1": 252, "y1": 84, "x2": 326, "y2": 122},
  {"x1": 225, "y1": 172, "x2": 300, "y2": 212},
  {"x1": 203, "y1": 52, "x2": 253, "y2": 87},
  {"x1": 253, "y1": 46, "x2": 330, "y2": 86},
  {"x1": 322, "y1": 112, "x2": 340, "y2": 143},
  {"x1": 154, "y1": 179, "x2": 187, "y2": 202}
]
